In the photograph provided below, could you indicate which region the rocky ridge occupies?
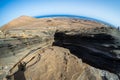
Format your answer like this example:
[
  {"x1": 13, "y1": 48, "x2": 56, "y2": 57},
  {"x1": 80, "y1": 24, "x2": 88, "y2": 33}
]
[{"x1": 0, "y1": 16, "x2": 120, "y2": 80}]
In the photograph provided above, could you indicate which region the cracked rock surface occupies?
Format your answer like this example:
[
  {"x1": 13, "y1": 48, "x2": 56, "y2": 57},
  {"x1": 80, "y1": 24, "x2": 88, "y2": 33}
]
[{"x1": 0, "y1": 16, "x2": 120, "y2": 80}]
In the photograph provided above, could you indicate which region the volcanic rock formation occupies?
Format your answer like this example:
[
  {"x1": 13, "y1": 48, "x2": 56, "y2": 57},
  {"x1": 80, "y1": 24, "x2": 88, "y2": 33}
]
[{"x1": 0, "y1": 16, "x2": 120, "y2": 80}]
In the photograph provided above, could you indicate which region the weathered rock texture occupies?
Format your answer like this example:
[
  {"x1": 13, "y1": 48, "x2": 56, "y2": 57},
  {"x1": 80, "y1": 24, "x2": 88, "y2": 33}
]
[{"x1": 0, "y1": 16, "x2": 120, "y2": 80}]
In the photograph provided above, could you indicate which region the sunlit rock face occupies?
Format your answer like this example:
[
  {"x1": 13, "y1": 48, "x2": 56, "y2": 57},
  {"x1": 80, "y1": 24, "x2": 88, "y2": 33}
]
[{"x1": 0, "y1": 16, "x2": 120, "y2": 80}]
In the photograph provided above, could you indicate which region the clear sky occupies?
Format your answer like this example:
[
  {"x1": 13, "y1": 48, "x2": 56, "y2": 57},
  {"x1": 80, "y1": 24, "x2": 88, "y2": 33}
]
[{"x1": 0, "y1": 0, "x2": 120, "y2": 27}]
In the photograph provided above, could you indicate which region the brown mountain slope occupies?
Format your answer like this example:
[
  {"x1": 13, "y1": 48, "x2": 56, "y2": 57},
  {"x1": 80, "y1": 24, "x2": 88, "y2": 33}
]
[{"x1": 1, "y1": 16, "x2": 37, "y2": 32}]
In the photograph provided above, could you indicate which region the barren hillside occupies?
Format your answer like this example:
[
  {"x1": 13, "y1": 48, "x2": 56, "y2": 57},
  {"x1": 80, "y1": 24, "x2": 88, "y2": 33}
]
[{"x1": 0, "y1": 16, "x2": 120, "y2": 80}]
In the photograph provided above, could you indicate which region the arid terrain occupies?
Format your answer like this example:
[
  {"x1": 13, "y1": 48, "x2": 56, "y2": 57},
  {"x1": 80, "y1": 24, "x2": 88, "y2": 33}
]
[{"x1": 0, "y1": 16, "x2": 120, "y2": 80}]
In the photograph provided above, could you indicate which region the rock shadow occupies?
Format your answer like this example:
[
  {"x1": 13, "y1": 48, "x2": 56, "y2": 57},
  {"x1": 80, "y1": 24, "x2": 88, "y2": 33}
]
[
  {"x1": 6, "y1": 62, "x2": 26, "y2": 80},
  {"x1": 53, "y1": 32, "x2": 120, "y2": 75}
]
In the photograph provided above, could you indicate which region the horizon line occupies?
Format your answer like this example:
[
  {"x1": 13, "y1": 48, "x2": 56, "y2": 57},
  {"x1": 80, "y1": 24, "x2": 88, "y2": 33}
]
[{"x1": 34, "y1": 14, "x2": 116, "y2": 27}]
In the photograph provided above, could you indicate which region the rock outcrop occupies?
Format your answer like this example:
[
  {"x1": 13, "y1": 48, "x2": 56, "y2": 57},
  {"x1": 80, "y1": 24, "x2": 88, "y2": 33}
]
[
  {"x1": 0, "y1": 30, "x2": 5, "y2": 38},
  {"x1": 0, "y1": 16, "x2": 120, "y2": 80}
]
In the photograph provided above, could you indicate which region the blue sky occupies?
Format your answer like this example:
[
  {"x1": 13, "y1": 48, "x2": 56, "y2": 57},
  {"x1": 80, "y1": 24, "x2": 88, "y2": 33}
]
[{"x1": 0, "y1": 0, "x2": 120, "y2": 27}]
